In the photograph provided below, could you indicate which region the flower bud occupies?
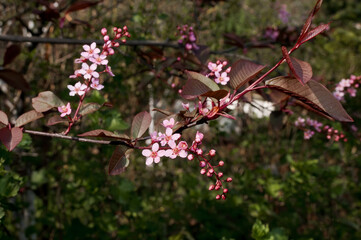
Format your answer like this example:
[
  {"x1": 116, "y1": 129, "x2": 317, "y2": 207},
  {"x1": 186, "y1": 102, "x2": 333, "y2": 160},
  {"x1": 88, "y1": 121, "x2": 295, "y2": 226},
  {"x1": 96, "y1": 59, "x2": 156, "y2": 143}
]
[
  {"x1": 219, "y1": 161, "x2": 224, "y2": 166},
  {"x1": 113, "y1": 27, "x2": 118, "y2": 32},
  {"x1": 215, "y1": 185, "x2": 220, "y2": 190},
  {"x1": 209, "y1": 185, "x2": 215, "y2": 191},
  {"x1": 207, "y1": 172, "x2": 213, "y2": 177},
  {"x1": 187, "y1": 154, "x2": 194, "y2": 161},
  {"x1": 216, "y1": 194, "x2": 221, "y2": 200},
  {"x1": 226, "y1": 177, "x2": 232, "y2": 182},
  {"x1": 116, "y1": 33, "x2": 121, "y2": 39},
  {"x1": 223, "y1": 188, "x2": 228, "y2": 194},
  {"x1": 117, "y1": 28, "x2": 122, "y2": 33},
  {"x1": 208, "y1": 169, "x2": 214, "y2": 174},
  {"x1": 101, "y1": 28, "x2": 107, "y2": 36},
  {"x1": 209, "y1": 149, "x2": 216, "y2": 156},
  {"x1": 196, "y1": 149, "x2": 203, "y2": 155},
  {"x1": 103, "y1": 35, "x2": 110, "y2": 42},
  {"x1": 221, "y1": 194, "x2": 226, "y2": 200},
  {"x1": 218, "y1": 172, "x2": 223, "y2": 178},
  {"x1": 113, "y1": 42, "x2": 120, "y2": 47},
  {"x1": 199, "y1": 161, "x2": 206, "y2": 168},
  {"x1": 200, "y1": 169, "x2": 206, "y2": 175}
]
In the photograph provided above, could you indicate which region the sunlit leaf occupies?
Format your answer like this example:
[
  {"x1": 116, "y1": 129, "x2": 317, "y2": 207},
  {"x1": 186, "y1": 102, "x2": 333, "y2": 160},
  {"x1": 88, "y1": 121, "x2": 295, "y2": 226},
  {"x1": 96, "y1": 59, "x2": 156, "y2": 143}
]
[
  {"x1": 266, "y1": 77, "x2": 353, "y2": 122},
  {"x1": 131, "y1": 111, "x2": 152, "y2": 139},
  {"x1": 229, "y1": 59, "x2": 266, "y2": 90},
  {"x1": 32, "y1": 91, "x2": 64, "y2": 112},
  {"x1": 15, "y1": 110, "x2": 44, "y2": 127},
  {"x1": 0, "y1": 127, "x2": 23, "y2": 151}
]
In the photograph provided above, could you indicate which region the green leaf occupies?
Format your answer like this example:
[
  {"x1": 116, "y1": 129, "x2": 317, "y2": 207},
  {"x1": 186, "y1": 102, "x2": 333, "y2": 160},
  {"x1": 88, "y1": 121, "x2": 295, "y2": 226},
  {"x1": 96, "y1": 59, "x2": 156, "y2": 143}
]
[{"x1": 252, "y1": 220, "x2": 270, "y2": 240}]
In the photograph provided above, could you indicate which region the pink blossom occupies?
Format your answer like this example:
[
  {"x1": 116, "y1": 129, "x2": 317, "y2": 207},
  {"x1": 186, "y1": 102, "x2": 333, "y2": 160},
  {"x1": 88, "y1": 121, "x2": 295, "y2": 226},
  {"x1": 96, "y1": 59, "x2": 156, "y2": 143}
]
[
  {"x1": 294, "y1": 117, "x2": 305, "y2": 127},
  {"x1": 208, "y1": 62, "x2": 222, "y2": 73},
  {"x1": 67, "y1": 81, "x2": 88, "y2": 96},
  {"x1": 215, "y1": 72, "x2": 230, "y2": 85},
  {"x1": 162, "y1": 118, "x2": 177, "y2": 128},
  {"x1": 185, "y1": 43, "x2": 192, "y2": 50},
  {"x1": 160, "y1": 128, "x2": 181, "y2": 147},
  {"x1": 195, "y1": 131, "x2": 204, "y2": 143},
  {"x1": 90, "y1": 78, "x2": 104, "y2": 90},
  {"x1": 141, "y1": 143, "x2": 165, "y2": 165},
  {"x1": 74, "y1": 56, "x2": 87, "y2": 63},
  {"x1": 69, "y1": 69, "x2": 81, "y2": 79},
  {"x1": 89, "y1": 54, "x2": 108, "y2": 65},
  {"x1": 105, "y1": 65, "x2": 115, "y2": 77},
  {"x1": 178, "y1": 141, "x2": 188, "y2": 150},
  {"x1": 78, "y1": 63, "x2": 99, "y2": 79},
  {"x1": 165, "y1": 141, "x2": 188, "y2": 159},
  {"x1": 304, "y1": 130, "x2": 315, "y2": 140},
  {"x1": 150, "y1": 131, "x2": 160, "y2": 142},
  {"x1": 81, "y1": 42, "x2": 100, "y2": 59},
  {"x1": 58, "y1": 102, "x2": 71, "y2": 117}
]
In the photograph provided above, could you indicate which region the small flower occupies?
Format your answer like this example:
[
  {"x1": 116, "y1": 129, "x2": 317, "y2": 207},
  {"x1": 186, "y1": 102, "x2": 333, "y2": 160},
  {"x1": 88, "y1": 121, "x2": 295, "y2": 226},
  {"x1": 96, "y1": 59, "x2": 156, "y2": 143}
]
[
  {"x1": 89, "y1": 54, "x2": 108, "y2": 65},
  {"x1": 81, "y1": 42, "x2": 100, "y2": 59},
  {"x1": 160, "y1": 128, "x2": 181, "y2": 146},
  {"x1": 178, "y1": 141, "x2": 188, "y2": 150},
  {"x1": 165, "y1": 141, "x2": 188, "y2": 159},
  {"x1": 141, "y1": 143, "x2": 165, "y2": 165},
  {"x1": 58, "y1": 102, "x2": 71, "y2": 117},
  {"x1": 69, "y1": 69, "x2": 81, "y2": 79},
  {"x1": 78, "y1": 63, "x2": 99, "y2": 79},
  {"x1": 208, "y1": 62, "x2": 222, "y2": 73},
  {"x1": 162, "y1": 118, "x2": 177, "y2": 128},
  {"x1": 90, "y1": 78, "x2": 104, "y2": 91},
  {"x1": 215, "y1": 72, "x2": 230, "y2": 85},
  {"x1": 195, "y1": 131, "x2": 204, "y2": 143},
  {"x1": 67, "y1": 81, "x2": 88, "y2": 96}
]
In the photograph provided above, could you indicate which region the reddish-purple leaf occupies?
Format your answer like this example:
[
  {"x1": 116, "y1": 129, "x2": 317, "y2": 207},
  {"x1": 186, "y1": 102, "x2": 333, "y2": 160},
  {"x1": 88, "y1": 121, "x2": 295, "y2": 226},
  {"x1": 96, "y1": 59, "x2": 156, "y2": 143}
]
[
  {"x1": 79, "y1": 103, "x2": 101, "y2": 116},
  {"x1": 3, "y1": 44, "x2": 21, "y2": 66},
  {"x1": 282, "y1": 47, "x2": 312, "y2": 84},
  {"x1": 78, "y1": 129, "x2": 130, "y2": 141},
  {"x1": 108, "y1": 146, "x2": 132, "y2": 176},
  {"x1": 0, "y1": 127, "x2": 23, "y2": 151},
  {"x1": 131, "y1": 111, "x2": 151, "y2": 139},
  {"x1": 266, "y1": 76, "x2": 353, "y2": 122},
  {"x1": 201, "y1": 89, "x2": 229, "y2": 100},
  {"x1": 0, "y1": 111, "x2": 9, "y2": 126},
  {"x1": 0, "y1": 69, "x2": 30, "y2": 91},
  {"x1": 229, "y1": 59, "x2": 266, "y2": 90},
  {"x1": 32, "y1": 91, "x2": 64, "y2": 112},
  {"x1": 65, "y1": 0, "x2": 102, "y2": 14},
  {"x1": 299, "y1": 23, "x2": 330, "y2": 45},
  {"x1": 298, "y1": 0, "x2": 323, "y2": 43},
  {"x1": 181, "y1": 71, "x2": 219, "y2": 100},
  {"x1": 47, "y1": 115, "x2": 69, "y2": 126},
  {"x1": 15, "y1": 110, "x2": 44, "y2": 127}
]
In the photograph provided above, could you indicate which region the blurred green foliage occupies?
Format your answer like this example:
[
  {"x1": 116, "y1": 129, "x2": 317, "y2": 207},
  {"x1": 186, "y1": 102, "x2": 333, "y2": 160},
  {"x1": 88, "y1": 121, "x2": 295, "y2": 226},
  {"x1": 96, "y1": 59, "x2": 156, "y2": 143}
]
[{"x1": 0, "y1": 0, "x2": 361, "y2": 239}]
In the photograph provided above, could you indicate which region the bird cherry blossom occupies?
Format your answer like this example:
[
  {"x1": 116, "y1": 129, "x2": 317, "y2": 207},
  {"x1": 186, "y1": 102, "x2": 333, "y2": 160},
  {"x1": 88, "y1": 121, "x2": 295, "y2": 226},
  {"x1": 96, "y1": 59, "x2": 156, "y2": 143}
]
[
  {"x1": 165, "y1": 141, "x2": 188, "y2": 159},
  {"x1": 78, "y1": 63, "x2": 99, "y2": 79},
  {"x1": 89, "y1": 54, "x2": 108, "y2": 65},
  {"x1": 162, "y1": 118, "x2": 177, "y2": 128},
  {"x1": 81, "y1": 42, "x2": 100, "y2": 59},
  {"x1": 160, "y1": 128, "x2": 181, "y2": 146},
  {"x1": 208, "y1": 62, "x2": 223, "y2": 73},
  {"x1": 58, "y1": 102, "x2": 71, "y2": 117},
  {"x1": 141, "y1": 143, "x2": 165, "y2": 165},
  {"x1": 67, "y1": 82, "x2": 87, "y2": 96},
  {"x1": 215, "y1": 72, "x2": 230, "y2": 85},
  {"x1": 90, "y1": 79, "x2": 104, "y2": 91}
]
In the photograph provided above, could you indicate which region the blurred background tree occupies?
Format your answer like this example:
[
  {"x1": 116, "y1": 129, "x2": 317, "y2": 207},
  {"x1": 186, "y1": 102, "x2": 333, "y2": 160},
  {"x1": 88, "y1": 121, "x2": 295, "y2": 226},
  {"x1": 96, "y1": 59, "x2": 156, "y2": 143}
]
[{"x1": 0, "y1": 0, "x2": 361, "y2": 239}]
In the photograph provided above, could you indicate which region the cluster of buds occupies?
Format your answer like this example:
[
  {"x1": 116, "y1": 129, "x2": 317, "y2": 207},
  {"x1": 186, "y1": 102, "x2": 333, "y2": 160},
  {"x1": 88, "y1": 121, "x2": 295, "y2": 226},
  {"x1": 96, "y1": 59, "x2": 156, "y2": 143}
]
[
  {"x1": 206, "y1": 60, "x2": 231, "y2": 85},
  {"x1": 333, "y1": 75, "x2": 361, "y2": 101},
  {"x1": 294, "y1": 117, "x2": 347, "y2": 142},
  {"x1": 176, "y1": 24, "x2": 199, "y2": 51},
  {"x1": 141, "y1": 118, "x2": 232, "y2": 200},
  {"x1": 58, "y1": 26, "x2": 130, "y2": 118}
]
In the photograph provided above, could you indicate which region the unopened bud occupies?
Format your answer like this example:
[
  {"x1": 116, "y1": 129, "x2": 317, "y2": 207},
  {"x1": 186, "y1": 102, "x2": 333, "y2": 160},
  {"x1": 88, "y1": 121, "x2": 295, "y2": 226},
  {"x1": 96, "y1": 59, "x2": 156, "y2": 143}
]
[
  {"x1": 221, "y1": 194, "x2": 226, "y2": 200},
  {"x1": 123, "y1": 26, "x2": 128, "y2": 31},
  {"x1": 199, "y1": 161, "x2": 206, "y2": 168},
  {"x1": 209, "y1": 149, "x2": 216, "y2": 156},
  {"x1": 216, "y1": 194, "x2": 221, "y2": 200},
  {"x1": 113, "y1": 27, "x2": 118, "y2": 32},
  {"x1": 226, "y1": 177, "x2": 232, "y2": 182},
  {"x1": 103, "y1": 35, "x2": 110, "y2": 42},
  {"x1": 108, "y1": 48, "x2": 115, "y2": 55},
  {"x1": 215, "y1": 185, "x2": 221, "y2": 190},
  {"x1": 196, "y1": 149, "x2": 203, "y2": 155},
  {"x1": 113, "y1": 42, "x2": 120, "y2": 47},
  {"x1": 208, "y1": 169, "x2": 214, "y2": 174},
  {"x1": 223, "y1": 188, "x2": 228, "y2": 194},
  {"x1": 218, "y1": 172, "x2": 223, "y2": 178},
  {"x1": 187, "y1": 154, "x2": 194, "y2": 161},
  {"x1": 101, "y1": 28, "x2": 107, "y2": 36},
  {"x1": 209, "y1": 185, "x2": 215, "y2": 191},
  {"x1": 116, "y1": 33, "x2": 121, "y2": 39},
  {"x1": 207, "y1": 172, "x2": 213, "y2": 177},
  {"x1": 121, "y1": 39, "x2": 126, "y2": 43},
  {"x1": 219, "y1": 161, "x2": 224, "y2": 166},
  {"x1": 200, "y1": 169, "x2": 206, "y2": 175},
  {"x1": 117, "y1": 28, "x2": 122, "y2": 33}
]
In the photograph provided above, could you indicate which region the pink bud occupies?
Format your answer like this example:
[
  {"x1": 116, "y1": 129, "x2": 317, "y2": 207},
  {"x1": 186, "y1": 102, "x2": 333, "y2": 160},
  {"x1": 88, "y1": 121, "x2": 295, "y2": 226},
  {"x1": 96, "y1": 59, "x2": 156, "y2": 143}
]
[
  {"x1": 216, "y1": 195, "x2": 221, "y2": 200},
  {"x1": 196, "y1": 149, "x2": 203, "y2": 155},
  {"x1": 113, "y1": 27, "x2": 118, "y2": 32},
  {"x1": 117, "y1": 28, "x2": 122, "y2": 33},
  {"x1": 209, "y1": 185, "x2": 215, "y2": 191},
  {"x1": 209, "y1": 149, "x2": 216, "y2": 156},
  {"x1": 221, "y1": 194, "x2": 226, "y2": 200},
  {"x1": 222, "y1": 61, "x2": 228, "y2": 66},
  {"x1": 101, "y1": 28, "x2": 107, "y2": 36},
  {"x1": 207, "y1": 172, "x2": 212, "y2": 177},
  {"x1": 116, "y1": 33, "x2": 121, "y2": 39},
  {"x1": 113, "y1": 42, "x2": 120, "y2": 47},
  {"x1": 218, "y1": 172, "x2": 223, "y2": 178},
  {"x1": 223, "y1": 188, "x2": 228, "y2": 194},
  {"x1": 199, "y1": 161, "x2": 206, "y2": 168},
  {"x1": 200, "y1": 169, "x2": 206, "y2": 175},
  {"x1": 123, "y1": 26, "x2": 128, "y2": 31},
  {"x1": 103, "y1": 35, "x2": 109, "y2": 42},
  {"x1": 226, "y1": 177, "x2": 232, "y2": 182},
  {"x1": 208, "y1": 169, "x2": 214, "y2": 174},
  {"x1": 219, "y1": 161, "x2": 224, "y2": 166},
  {"x1": 187, "y1": 154, "x2": 194, "y2": 161},
  {"x1": 215, "y1": 185, "x2": 220, "y2": 190},
  {"x1": 108, "y1": 48, "x2": 115, "y2": 55},
  {"x1": 121, "y1": 39, "x2": 126, "y2": 43}
]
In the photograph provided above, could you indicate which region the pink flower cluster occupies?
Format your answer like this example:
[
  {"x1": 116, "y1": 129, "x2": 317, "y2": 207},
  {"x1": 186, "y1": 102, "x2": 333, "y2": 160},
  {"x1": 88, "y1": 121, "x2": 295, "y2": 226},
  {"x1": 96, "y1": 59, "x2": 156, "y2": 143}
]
[
  {"x1": 264, "y1": 27, "x2": 280, "y2": 41},
  {"x1": 142, "y1": 117, "x2": 232, "y2": 200},
  {"x1": 58, "y1": 26, "x2": 130, "y2": 118},
  {"x1": 206, "y1": 60, "x2": 231, "y2": 85},
  {"x1": 294, "y1": 117, "x2": 347, "y2": 142},
  {"x1": 333, "y1": 75, "x2": 361, "y2": 101},
  {"x1": 176, "y1": 25, "x2": 199, "y2": 51},
  {"x1": 278, "y1": 4, "x2": 290, "y2": 24}
]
